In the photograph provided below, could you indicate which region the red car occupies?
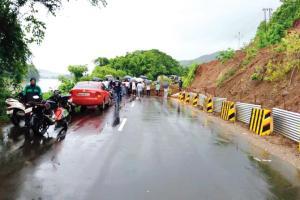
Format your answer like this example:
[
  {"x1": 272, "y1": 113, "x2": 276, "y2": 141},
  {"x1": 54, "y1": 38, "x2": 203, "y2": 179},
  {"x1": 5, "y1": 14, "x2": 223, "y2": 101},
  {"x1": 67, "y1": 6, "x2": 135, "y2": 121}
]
[{"x1": 70, "y1": 81, "x2": 111, "y2": 111}]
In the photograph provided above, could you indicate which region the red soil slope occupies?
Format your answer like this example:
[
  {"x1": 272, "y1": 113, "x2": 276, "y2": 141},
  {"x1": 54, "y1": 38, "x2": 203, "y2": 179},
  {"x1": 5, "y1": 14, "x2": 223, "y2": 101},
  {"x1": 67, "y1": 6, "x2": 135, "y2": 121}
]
[{"x1": 189, "y1": 31, "x2": 300, "y2": 113}]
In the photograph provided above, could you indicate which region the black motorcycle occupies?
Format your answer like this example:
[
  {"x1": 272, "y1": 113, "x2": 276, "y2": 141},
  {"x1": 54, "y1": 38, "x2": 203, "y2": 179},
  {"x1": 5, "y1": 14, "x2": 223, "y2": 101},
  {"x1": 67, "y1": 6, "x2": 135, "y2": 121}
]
[
  {"x1": 48, "y1": 90, "x2": 74, "y2": 123},
  {"x1": 28, "y1": 96, "x2": 69, "y2": 141},
  {"x1": 29, "y1": 99, "x2": 56, "y2": 136}
]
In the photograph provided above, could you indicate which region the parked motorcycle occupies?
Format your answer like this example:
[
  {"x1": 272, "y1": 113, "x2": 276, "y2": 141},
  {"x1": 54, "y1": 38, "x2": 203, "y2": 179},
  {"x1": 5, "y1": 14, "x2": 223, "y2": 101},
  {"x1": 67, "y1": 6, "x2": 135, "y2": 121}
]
[
  {"x1": 48, "y1": 90, "x2": 74, "y2": 123},
  {"x1": 6, "y1": 93, "x2": 32, "y2": 127},
  {"x1": 28, "y1": 96, "x2": 69, "y2": 141}
]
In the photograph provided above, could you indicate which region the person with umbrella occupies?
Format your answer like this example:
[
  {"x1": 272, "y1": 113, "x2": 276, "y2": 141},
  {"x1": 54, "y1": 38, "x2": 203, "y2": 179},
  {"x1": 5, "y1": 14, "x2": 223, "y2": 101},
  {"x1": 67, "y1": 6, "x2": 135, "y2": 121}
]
[
  {"x1": 145, "y1": 80, "x2": 151, "y2": 96},
  {"x1": 155, "y1": 81, "x2": 160, "y2": 96}
]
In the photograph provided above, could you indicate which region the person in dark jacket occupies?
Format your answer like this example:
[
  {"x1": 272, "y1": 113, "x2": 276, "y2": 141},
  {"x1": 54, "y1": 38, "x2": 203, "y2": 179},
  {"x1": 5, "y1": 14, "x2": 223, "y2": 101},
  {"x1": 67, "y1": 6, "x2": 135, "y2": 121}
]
[
  {"x1": 113, "y1": 77, "x2": 122, "y2": 106},
  {"x1": 22, "y1": 77, "x2": 42, "y2": 102},
  {"x1": 178, "y1": 79, "x2": 183, "y2": 91}
]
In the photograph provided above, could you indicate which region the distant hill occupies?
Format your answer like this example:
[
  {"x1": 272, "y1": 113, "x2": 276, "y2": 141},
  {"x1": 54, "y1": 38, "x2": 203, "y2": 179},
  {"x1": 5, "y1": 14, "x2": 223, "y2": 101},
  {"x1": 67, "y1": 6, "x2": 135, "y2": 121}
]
[
  {"x1": 180, "y1": 52, "x2": 220, "y2": 67},
  {"x1": 38, "y1": 69, "x2": 63, "y2": 79}
]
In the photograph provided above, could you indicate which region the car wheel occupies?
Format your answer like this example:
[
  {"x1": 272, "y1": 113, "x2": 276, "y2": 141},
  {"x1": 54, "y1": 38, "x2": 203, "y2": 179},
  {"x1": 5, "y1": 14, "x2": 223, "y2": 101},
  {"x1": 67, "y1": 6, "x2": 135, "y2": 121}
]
[{"x1": 80, "y1": 106, "x2": 87, "y2": 113}]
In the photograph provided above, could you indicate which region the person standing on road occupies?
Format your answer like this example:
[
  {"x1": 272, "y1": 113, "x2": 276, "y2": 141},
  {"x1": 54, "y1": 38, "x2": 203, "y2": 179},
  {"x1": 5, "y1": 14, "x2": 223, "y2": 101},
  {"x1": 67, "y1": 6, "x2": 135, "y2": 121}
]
[
  {"x1": 155, "y1": 82, "x2": 160, "y2": 96},
  {"x1": 146, "y1": 83, "x2": 151, "y2": 96},
  {"x1": 113, "y1": 77, "x2": 122, "y2": 108},
  {"x1": 178, "y1": 79, "x2": 183, "y2": 91},
  {"x1": 137, "y1": 82, "x2": 143, "y2": 99},
  {"x1": 141, "y1": 81, "x2": 145, "y2": 97},
  {"x1": 125, "y1": 81, "x2": 130, "y2": 96},
  {"x1": 121, "y1": 82, "x2": 126, "y2": 97},
  {"x1": 163, "y1": 81, "x2": 169, "y2": 99},
  {"x1": 132, "y1": 81, "x2": 136, "y2": 96}
]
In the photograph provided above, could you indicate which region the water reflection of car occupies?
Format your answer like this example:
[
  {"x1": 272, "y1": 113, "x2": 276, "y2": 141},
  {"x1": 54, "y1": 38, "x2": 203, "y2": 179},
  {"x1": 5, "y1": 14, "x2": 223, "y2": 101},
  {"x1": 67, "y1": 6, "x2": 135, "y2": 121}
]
[{"x1": 70, "y1": 81, "x2": 111, "y2": 112}]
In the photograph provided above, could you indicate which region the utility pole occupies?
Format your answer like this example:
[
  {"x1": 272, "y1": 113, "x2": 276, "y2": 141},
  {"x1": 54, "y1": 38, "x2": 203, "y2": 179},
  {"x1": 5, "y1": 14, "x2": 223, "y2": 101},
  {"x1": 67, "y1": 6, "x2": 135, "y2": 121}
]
[
  {"x1": 263, "y1": 8, "x2": 268, "y2": 32},
  {"x1": 235, "y1": 32, "x2": 242, "y2": 49},
  {"x1": 268, "y1": 8, "x2": 273, "y2": 20},
  {"x1": 262, "y1": 8, "x2": 273, "y2": 32}
]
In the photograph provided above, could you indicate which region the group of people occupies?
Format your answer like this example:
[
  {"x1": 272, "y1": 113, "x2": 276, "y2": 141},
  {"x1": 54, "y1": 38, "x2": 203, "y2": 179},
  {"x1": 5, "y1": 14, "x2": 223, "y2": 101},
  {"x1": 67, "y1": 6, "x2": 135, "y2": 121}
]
[
  {"x1": 121, "y1": 80, "x2": 152, "y2": 99},
  {"x1": 110, "y1": 77, "x2": 174, "y2": 104}
]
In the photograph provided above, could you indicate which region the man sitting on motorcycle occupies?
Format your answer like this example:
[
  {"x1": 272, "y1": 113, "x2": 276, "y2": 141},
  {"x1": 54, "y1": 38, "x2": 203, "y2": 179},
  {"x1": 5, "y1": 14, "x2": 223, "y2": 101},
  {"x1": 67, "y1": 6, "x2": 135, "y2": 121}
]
[{"x1": 23, "y1": 77, "x2": 42, "y2": 102}]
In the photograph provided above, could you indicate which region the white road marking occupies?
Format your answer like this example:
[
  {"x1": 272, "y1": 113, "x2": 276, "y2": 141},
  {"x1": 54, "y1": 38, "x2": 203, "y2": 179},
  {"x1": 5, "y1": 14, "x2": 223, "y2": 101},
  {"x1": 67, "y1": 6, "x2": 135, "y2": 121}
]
[
  {"x1": 131, "y1": 102, "x2": 135, "y2": 108},
  {"x1": 118, "y1": 118, "x2": 127, "y2": 132},
  {"x1": 253, "y1": 157, "x2": 272, "y2": 162}
]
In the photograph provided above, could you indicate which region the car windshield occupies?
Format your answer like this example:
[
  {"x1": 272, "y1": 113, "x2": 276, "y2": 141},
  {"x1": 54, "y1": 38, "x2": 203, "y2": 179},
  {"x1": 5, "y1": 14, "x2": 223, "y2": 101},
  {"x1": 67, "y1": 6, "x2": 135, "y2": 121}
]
[{"x1": 74, "y1": 83, "x2": 100, "y2": 89}]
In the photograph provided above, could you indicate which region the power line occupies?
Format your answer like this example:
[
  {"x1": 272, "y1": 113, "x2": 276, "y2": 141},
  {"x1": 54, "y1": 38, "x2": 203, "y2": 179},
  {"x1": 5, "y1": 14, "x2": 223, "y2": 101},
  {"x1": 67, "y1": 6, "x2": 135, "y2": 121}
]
[{"x1": 262, "y1": 8, "x2": 273, "y2": 32}]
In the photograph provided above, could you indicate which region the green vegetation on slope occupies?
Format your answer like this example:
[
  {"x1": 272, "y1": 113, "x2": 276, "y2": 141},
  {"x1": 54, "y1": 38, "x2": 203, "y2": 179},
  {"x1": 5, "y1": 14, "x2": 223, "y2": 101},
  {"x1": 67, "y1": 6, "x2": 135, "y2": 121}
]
[
  {"x1": 215, "y1": 0, "x2": 300, "y2": 87},
  {"x1": 254, "y1": 0, "x2": 300, "y2": 49},
  {"x1": 183, "y1": 64, "x2": 198, "y2": 88},
  {"x1": 217, "y1": 48, "x2": 235, "y2": 64}
]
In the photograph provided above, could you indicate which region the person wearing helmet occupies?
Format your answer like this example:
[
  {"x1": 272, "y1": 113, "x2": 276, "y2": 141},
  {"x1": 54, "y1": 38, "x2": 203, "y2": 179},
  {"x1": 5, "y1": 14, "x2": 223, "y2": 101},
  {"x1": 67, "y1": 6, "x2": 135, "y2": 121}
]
[{"x1": 22, "y1": 77, "x2": 42, "y2": 102}]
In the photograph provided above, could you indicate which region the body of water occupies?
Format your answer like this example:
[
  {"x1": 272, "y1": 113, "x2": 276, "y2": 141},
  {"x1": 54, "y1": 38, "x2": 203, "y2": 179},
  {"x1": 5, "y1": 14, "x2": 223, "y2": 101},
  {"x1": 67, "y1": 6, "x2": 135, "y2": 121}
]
[{"x1": 37, "y1": 78, "x2": 60, "y2": 92}]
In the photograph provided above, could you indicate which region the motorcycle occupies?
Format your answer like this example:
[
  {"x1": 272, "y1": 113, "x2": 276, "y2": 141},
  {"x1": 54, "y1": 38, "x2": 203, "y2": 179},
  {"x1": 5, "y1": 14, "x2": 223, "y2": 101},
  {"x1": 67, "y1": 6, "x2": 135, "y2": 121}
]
[
  {"x1": 48, "y1": 90, "x2": 74, "y2": 123},
  {"x1": 28, "y1": 95, "x2": 69, "y2": 141},
  {"x1": 6, "y1": 93, "x2": 32, "y2": 127}
]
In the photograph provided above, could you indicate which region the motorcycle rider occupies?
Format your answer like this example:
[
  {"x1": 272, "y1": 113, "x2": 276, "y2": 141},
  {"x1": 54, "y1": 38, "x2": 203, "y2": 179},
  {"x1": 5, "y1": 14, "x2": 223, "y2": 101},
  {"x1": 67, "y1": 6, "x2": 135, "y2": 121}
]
[{"x1": 23, "y1": 77, "x2": 42, "y2": 103}]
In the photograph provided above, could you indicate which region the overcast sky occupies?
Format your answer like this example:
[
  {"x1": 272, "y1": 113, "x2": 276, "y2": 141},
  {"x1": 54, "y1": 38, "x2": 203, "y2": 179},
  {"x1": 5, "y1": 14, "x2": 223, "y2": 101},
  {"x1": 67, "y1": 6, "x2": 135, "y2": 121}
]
[{"x1": 29, "y1": 0, "x2": 282, "y2": 73}]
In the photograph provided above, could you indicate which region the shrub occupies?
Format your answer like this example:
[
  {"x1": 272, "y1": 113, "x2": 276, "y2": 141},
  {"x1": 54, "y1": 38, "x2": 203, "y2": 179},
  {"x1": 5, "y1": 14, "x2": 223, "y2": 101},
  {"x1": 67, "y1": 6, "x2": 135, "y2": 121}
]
[
  {"x1": 251, "y1": 66, "x2": 264, "y2": 81},
  {"x1": 217, "y1": 68, "x2": 237, "y2": 87},
  {"x1": 58, "y1": 75, "x2": 75, "y2": 94},
  {"x1": 264, "y1": 31, "x2": 300, "y2": 81},
  {"x1": 242, "y1": 45, "x2": 258, "y2": 67},
  {"x1": 217, "y1": 48, "x2": 235, "y2": 63}
]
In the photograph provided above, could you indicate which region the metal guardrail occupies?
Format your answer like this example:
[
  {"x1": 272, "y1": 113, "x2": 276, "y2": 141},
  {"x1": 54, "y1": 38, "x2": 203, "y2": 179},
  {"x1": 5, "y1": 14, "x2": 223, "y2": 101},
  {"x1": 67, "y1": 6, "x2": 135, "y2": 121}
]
[
  {"x1": 213, "y1": 97, "x2": 227, "y2": 113},
  {"x1": 273, "y1": 108, "x2": 300, "y2": 142},
  {"x1": 199, "y1": 94, "x2": 206, "y2": 107},
  {"x1": 236, "y1": 102, "x2": 261, "y2": 124}
]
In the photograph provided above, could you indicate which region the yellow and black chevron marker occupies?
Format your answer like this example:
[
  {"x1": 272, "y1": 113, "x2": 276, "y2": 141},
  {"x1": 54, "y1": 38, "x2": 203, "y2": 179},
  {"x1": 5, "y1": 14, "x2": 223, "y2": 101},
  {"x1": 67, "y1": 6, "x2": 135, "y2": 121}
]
[
  {"x1": 220, "y1": 101, "x2": 236, "y2": 122},
  {"x1": 249, "y1": 108, "x2": 273, "y2": 136},
  {"x1": 180, "y1": 92, "x2": 185, "y2": 102},
  {"x1": 185, "y1": 93, "x2": 191, "y2": 104},
  {"x1": 178, "y1": 92, "x2": 182, "y2": 100},
  {"x1": 205, "y1": 97, "x2": 213, "y2": 113},
  {"x1": 192, "y1": 94, "x2": 199, "y2": 107}
]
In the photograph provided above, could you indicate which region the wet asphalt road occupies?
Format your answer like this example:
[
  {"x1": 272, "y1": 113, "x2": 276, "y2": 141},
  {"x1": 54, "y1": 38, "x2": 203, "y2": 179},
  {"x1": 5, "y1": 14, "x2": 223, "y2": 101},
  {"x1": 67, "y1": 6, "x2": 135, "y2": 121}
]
[{"x1": 1, "y1": 97, "x2": 300, "y2": 200}]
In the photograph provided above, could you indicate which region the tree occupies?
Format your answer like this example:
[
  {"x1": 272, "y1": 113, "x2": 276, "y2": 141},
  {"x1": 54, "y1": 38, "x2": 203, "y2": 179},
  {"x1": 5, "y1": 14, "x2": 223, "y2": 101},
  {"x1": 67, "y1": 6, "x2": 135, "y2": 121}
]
[
  {"x1": 68, "y1": 65, "x2": 88, "y2": 82},
  {"x1": 92, "y1": 66, "x2": 126, "y2": 79},
  {"x1": 94, "y1": 57, "x2": 110, "y2": 66},
  {"x1": 0, "y1": 0, "x2": 108, "y2": 120},
  {"x1": 25, "y1": 64, "x2": 40, "y2": 81},
  {"x1": 94, "y1": 49, "x2": 184, "y2": 80}
]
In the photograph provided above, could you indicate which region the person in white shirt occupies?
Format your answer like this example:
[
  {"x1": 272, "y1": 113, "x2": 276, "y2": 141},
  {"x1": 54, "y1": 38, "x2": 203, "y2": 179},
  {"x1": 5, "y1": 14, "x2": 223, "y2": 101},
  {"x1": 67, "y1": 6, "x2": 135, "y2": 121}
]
[
  {"x1": 132, "y1": 81, "x2": 136, "y2": 96},
  {"x1": 141, "y1": 81, "x2": 145, "y2": 97},
  {"x1": 137, "y1": 82, "x2": 143, "y2": 99},
  {"x1": 125, "y1": 81, "x2": 130, "y2": 96},
  {"x1": 146, "y1": 84, "x2": 151, "y2": 96}
]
